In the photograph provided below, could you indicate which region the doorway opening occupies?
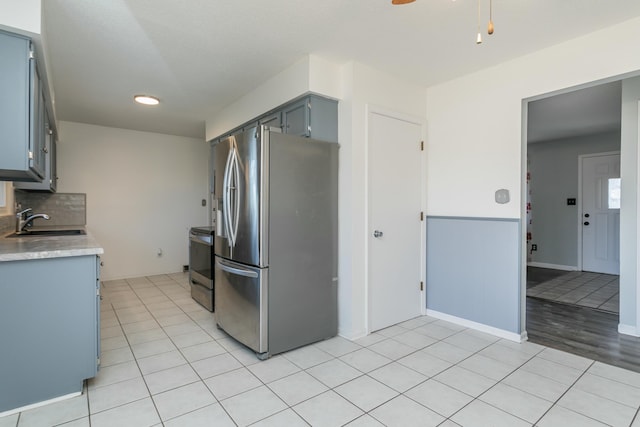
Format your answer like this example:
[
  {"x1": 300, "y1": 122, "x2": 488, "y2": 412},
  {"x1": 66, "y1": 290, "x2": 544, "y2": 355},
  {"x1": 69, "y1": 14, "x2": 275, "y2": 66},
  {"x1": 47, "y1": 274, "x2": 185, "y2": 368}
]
[{"x1": 522, "y1": 79, "x2": 640, "y2": 371}]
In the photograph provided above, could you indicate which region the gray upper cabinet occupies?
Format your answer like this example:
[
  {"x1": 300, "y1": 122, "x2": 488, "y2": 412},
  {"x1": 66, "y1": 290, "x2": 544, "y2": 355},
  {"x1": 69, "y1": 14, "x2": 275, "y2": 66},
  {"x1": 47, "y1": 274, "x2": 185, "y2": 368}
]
[
  {"x1": 307, "y1": 95, "x2": 338, "y2": 143},
  {"x1": 0, "y1": 29, "x2": 47, "y2": 182},
  {"x1": 280, "y1": 95, "x2": 338, "y2": 142},
  {"x1": 259, "y1": 111, "x2": 282, "y2": 131},
  {"x1": 211, "y1": 94, "x2": 338, "y2": 144},
  {"x1": 14, "y1": 109, "x2": 58, "y2": 192},
  {"x1": 282, "y1": 99, "x2": 309, "y2": 137}
]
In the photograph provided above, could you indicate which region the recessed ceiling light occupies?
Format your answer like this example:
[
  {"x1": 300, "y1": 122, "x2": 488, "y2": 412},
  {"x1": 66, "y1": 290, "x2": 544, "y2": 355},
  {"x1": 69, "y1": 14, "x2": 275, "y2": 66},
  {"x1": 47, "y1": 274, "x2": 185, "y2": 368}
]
[{"x1": 134, "y1": 95, "x2": 160, "y2": 106}]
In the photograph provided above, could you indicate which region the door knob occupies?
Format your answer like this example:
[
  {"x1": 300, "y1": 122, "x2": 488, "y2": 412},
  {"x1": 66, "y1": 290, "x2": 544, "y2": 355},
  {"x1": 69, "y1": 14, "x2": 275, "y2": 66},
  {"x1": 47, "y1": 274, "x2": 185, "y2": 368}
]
[
  {"x1": 373, "y1": 230, "x2": 383, "y2": 238},
  {"x1": 584, "y1": 221, "x2": 590, "y2": 226},
  {"x1": 584, "y1": 213, "x2": 590, "y2": 218}
]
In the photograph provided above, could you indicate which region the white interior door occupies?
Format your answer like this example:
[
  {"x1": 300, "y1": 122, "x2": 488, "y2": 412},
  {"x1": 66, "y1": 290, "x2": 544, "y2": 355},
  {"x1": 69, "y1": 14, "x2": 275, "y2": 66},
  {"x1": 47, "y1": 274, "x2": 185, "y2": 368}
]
[
  {"x1": 581, "y1": 153, "x2": 620, "y2": 274},
  {"x1": 368, "y1": 110, "x2": 423, "y2": 332}
]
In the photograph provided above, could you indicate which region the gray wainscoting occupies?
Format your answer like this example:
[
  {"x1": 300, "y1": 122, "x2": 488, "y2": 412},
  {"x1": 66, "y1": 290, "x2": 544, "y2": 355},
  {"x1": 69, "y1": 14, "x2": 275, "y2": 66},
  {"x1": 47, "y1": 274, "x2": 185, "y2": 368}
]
[{"x1": 426, "y1": 216, "x2": 521, "y2": 334}]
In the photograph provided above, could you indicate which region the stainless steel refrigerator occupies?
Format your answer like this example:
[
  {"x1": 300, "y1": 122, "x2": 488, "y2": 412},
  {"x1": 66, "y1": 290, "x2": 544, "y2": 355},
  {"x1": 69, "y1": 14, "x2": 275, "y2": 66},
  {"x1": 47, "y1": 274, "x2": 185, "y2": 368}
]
[{"x1": 212, "y1": 125, "x2": 338, "y2": 359}]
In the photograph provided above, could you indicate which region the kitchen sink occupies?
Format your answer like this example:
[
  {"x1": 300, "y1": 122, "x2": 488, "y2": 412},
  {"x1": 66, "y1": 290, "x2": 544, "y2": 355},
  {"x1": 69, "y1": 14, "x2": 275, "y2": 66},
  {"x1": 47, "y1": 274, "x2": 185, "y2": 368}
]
[{"x1": 6, "y1": 229, "x2": 86, "y2": 238}]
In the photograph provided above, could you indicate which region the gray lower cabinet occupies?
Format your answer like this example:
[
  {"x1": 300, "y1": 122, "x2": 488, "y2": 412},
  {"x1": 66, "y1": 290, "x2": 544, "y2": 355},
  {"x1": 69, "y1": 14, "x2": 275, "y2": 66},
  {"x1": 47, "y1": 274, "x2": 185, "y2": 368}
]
[
  {"x1": 0, "y1": 255, "x2": 100, "y2": 413},
  {"x1": 0, "y1": 29, "x2": 47, "y2": 182}
]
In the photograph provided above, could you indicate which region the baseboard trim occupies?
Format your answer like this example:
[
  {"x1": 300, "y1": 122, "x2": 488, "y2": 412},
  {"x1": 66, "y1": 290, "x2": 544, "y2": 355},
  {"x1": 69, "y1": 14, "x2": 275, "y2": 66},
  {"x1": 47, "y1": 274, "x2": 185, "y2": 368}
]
[
  {"x1": 618, "y1": 324, "x2": 640, "y2": 337},
  {"x1": 426, "y1": 309, "x2": 524, "y2": 342},
  {"x1": 338, "y1": 328, "x2": 368, "y2": 341},
  {"x1": 527, "y1": 262, "x2": 578, "y2": 271}
]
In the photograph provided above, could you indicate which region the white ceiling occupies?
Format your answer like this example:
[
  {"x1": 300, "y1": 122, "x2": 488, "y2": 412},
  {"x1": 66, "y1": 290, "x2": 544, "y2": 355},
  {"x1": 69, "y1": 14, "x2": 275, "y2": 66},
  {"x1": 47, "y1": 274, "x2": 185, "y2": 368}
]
[
  {"x1": 527, "y1": 81, "x2": 622, "y2": 144},
  {"x1": 41, "y1": 0, "x2": 640, "y2": 139}
]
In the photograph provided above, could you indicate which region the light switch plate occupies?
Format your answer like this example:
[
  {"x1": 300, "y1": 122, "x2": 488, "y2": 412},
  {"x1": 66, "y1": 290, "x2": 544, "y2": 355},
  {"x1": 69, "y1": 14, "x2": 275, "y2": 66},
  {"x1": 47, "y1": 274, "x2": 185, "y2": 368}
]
[{"x1": 495, "y1": 189, "x2": 510, "y2": 204}]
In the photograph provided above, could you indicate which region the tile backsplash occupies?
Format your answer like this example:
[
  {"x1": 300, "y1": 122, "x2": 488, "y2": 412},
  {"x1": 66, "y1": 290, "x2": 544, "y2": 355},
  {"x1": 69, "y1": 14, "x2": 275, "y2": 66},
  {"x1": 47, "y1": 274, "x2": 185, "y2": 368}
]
[
  {"x1": 14, "y1": 192, "x2": 87, "y2": 227},
  {"x1": 0, "y1": 214, "x2": 12, "y2": 234}
]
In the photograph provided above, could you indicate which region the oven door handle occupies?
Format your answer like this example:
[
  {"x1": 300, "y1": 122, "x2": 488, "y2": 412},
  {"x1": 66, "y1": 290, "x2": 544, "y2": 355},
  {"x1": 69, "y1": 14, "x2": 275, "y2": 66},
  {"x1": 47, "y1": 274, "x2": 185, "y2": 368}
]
[{"x1": 217, "y1": 259, "x2": 258, "y2": 278}]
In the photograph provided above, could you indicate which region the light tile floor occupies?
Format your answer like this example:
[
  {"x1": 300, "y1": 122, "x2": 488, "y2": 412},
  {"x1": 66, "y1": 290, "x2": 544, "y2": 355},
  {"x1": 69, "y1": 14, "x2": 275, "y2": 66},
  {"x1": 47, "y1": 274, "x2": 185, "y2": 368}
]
[
  {"x1": 527, "y1": 271, "x2": 619, "y2": 313},
  {"x1": 3, "y1": 273, "x2": 640, "y2": 426}
]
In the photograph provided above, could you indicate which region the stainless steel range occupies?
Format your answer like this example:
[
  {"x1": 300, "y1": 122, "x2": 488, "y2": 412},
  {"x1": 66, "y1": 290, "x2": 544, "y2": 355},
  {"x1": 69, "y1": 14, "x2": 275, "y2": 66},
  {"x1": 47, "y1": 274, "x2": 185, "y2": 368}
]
[{"x1": 189, "y1": 226, "x2": 214, "y2": 311}]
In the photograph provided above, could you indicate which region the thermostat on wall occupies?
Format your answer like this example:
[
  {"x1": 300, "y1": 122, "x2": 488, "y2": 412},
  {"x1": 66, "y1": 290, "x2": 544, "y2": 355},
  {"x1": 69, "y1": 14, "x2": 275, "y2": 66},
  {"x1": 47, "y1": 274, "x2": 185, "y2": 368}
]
[{"x1": 495, "y1": 189, "x2": 510, "y2": 204}]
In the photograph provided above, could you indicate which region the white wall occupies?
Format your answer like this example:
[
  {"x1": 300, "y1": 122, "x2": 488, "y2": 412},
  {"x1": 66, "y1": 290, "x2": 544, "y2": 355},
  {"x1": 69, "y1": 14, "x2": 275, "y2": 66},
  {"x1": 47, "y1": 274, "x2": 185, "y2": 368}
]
[
  {"x1": 621, "y1": 76, "x2": 640, "y2": 331},
  {"x1": 338, "y1": 62, "x2": 427, "y2": 339},
  {"x1": 0, "y1": 183, "x2": 14, "y2": 216},
  {"x1": 0, "y1": 0, "x2": 41, "y2": 35},
  {"x1": 57, "y1": 121, "x2": 209, "y2": 280},
  {"x1": 426, "y1": 17, "x2": 640, "y2": 334},
  {"x1": 427, "y1": 18, "x2": 640, "y2": 219}
]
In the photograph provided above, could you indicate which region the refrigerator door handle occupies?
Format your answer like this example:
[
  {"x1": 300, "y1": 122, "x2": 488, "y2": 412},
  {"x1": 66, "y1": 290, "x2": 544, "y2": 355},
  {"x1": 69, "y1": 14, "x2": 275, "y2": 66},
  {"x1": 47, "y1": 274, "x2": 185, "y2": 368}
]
[
  {"x1": 222, "y1": 146, "x2": 234, "y2": 247},
  {"x1": 217, "y1": 258, "x2": 259, "y2": 278},
  {"x1": 230, "y1": 147, "x2": 240, "y2": 247}
]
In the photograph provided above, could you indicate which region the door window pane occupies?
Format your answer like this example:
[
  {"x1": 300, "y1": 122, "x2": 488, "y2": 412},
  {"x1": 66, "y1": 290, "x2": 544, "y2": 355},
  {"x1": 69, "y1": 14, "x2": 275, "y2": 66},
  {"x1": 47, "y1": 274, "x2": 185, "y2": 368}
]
[{"x1": 608, "y1": 178, "x2": 621, "y2": 209}]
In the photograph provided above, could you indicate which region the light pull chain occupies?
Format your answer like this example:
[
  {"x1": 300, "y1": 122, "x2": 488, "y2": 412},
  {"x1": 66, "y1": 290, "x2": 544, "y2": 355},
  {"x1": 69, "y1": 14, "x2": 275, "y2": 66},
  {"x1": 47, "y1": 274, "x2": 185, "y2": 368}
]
[
  {"x1": 476, "y1": 0, "x2": 482, "y2": 44},
  {"x1": 488, "y1": 0, "x2": 494, "y2": 35}
]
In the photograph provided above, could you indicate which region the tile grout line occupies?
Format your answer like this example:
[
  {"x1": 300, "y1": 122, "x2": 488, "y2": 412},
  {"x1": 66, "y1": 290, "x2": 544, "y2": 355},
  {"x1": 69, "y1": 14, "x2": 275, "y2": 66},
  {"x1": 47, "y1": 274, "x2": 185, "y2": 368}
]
[
  {"x1": 106, "y1": 280, "x2": 164, "y2": 424},
  {"x1": 528, "y1": 359, "x2": 603, "y2": 426}
]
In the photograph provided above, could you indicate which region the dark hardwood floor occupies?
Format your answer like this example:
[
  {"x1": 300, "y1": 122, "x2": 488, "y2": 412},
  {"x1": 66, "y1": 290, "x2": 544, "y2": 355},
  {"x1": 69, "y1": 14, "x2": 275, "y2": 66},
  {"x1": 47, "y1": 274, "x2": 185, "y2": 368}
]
[
  {"x1": 526, "y1": 297, "x2": 640, "y2": 373},
  {"x1": 526, "y1": 266, "x2": 569, "y2": 289}
]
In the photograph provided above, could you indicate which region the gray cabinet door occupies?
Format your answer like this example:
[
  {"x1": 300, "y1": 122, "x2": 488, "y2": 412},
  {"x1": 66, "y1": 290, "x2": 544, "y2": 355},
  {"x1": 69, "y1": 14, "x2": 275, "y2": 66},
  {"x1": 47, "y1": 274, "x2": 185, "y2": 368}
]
[
  {"x1": 50, "y1": 129, "x2": 58, "y2": 192},
  {"x1": 0, "y1": 31, "x2": 31, "y2": 179},
  {"x1": 96, "y1": 256, "x2": 101, "y2": 368},
  {"x1": 30, "y1": 64, "x2": 46, "y2": 179},
  {"x1": 14, "y1": 108, "x2": 57, "y2": 191},
  {"x1": 0, "y1": 30, "x2": 46, "y2": 181},
  {"x1": 0, "y1": 255, "x2": 99, "y2": 412},
  {"x1": 282, "y1": 99, "x2": 310, "y2": 137},
  {"x1": 259, "y1": 111, "x2": 281, "y2": 130}
]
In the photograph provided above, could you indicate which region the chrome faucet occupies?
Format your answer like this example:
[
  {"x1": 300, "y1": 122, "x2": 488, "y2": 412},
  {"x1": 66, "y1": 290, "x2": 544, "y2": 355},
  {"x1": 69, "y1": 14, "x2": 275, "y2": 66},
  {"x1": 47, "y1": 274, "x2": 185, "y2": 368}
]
[{"x1": 16, "y1": 208, "x2": 50, "y2": 233}]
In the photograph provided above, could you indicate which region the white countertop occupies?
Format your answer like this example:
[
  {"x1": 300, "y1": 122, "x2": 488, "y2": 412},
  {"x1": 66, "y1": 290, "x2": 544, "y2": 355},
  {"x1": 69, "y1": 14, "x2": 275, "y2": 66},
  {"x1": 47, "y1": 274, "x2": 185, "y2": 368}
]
[{"x1": 0, "y1": 228, "x2": 104, "y2": 262}]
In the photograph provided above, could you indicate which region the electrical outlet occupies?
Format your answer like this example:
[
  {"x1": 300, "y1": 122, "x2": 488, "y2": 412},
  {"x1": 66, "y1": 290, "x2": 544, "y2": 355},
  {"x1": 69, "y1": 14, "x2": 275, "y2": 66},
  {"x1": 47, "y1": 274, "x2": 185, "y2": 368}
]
[
  {"x1": 183, "y1": 265, "x2": 189, "y2": 272},
  {"x1": 531, "y1": 244, "x2": 538, "y2": 251}
]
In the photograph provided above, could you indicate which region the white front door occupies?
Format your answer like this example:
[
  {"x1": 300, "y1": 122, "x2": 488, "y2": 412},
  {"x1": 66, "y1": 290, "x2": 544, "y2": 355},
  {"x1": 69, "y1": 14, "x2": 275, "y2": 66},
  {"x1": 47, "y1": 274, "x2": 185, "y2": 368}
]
[
  {"x1": 368, "y1": 110, "x2": 423, "y2": 332},
  {"x1": 581, "y1": 153, "x2": 620, "y2": 274}
]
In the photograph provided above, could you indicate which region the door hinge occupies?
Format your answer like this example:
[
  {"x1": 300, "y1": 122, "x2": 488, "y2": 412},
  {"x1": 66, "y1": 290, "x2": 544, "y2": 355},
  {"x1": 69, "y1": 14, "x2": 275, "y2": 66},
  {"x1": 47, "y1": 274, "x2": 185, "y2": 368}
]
[
  {"x1": 420, "y1": 141, "x2": 424, "y2": 151},
  {"x1": 420, "y1": 281, "x2": 424, "y2": 291},
  {"x1": 29, "y1": 49, "x2": 35, "y2": 60},
  {"x1": 28, "y1": 151, "x2": 33, "y2": 159},
  {"x1": 420, "y1": 211, "x2": 424, "y2": 221},
  {"x1": 97, "y1": 357, "x2": 101, "y2": 366}
]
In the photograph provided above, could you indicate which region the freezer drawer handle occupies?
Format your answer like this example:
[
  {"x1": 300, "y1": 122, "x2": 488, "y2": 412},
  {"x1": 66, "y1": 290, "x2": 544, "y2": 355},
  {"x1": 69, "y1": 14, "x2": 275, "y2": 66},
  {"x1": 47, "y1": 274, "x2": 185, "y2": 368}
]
[{"x1": 217, "y1": 259, "x2": 259, "y2": 278}]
